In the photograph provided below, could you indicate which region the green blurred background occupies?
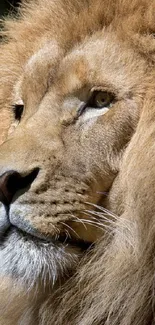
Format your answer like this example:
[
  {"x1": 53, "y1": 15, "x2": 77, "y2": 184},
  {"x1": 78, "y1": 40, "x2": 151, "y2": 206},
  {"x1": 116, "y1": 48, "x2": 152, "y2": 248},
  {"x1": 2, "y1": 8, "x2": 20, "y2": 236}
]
[{"x1": 0, "y1": 0, "x2": 19, "y2": 17}]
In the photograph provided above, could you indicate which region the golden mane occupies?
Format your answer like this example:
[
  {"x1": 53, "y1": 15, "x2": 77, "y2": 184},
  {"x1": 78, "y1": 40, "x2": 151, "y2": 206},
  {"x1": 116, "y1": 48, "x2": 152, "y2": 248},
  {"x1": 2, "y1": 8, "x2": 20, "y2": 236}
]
[{"x1": 0, "y1": 1, "x2": 155, "y2": 324}]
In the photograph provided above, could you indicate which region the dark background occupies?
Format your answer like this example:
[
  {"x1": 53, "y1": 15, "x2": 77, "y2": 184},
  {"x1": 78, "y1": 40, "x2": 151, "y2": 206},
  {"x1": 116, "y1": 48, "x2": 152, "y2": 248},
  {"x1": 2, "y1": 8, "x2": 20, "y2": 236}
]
[{"x1": 0, "y1": 0, "x2": 19, "y2": 16}]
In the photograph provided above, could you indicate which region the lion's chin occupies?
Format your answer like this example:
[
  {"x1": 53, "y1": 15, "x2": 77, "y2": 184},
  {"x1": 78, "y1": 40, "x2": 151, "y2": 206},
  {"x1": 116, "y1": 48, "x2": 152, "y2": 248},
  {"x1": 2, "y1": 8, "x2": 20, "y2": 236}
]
[{"x1": 0, "y1": 227, "x2": 87, "y2": 289}]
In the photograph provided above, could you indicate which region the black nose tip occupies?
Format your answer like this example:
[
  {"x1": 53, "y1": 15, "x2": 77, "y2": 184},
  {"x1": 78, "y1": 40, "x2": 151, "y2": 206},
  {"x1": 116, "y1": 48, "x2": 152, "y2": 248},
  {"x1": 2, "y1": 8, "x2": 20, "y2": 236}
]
[{"x1": 0, "y1": 168, "x2": 39, "y2": 205}]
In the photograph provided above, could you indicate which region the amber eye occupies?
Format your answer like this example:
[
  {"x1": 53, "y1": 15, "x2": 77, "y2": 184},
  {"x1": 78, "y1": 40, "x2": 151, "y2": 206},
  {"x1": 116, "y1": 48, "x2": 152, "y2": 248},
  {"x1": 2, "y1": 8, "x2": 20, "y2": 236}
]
[
  {"x1": 13, "y1": 103, "x2": 24, "y2": 121},
  {"x1": 90, "y1": 90, "x2": 114, "y2": 109}
]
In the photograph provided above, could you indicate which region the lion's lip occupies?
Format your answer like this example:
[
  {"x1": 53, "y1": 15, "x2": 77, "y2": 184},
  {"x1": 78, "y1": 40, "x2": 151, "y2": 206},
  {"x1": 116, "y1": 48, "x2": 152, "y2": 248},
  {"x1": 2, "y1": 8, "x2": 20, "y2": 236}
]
[
  {"x1": 55, "y1": 233, "x2": 92, "y2": 249},
  {"x1": 0, "y1": 225, "x2": 92, "y2": 251}
]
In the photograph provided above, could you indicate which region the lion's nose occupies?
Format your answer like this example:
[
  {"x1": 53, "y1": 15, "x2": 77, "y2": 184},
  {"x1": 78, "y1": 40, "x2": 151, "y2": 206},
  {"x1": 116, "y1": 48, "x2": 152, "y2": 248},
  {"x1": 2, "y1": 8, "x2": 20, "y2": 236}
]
[{"x1": 0, "y1": 168, "x2": 39, "y2": 205}]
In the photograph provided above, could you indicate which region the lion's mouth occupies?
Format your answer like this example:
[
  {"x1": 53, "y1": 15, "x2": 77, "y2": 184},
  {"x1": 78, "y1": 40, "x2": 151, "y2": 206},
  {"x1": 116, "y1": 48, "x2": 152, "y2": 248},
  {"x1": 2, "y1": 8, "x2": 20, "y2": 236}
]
[
  {"x1": 0, "y1": 225, "x2": 87, "y2": 287},
  {"x1": 0, "y1": 224, "x2": 92, "y2": 251}
]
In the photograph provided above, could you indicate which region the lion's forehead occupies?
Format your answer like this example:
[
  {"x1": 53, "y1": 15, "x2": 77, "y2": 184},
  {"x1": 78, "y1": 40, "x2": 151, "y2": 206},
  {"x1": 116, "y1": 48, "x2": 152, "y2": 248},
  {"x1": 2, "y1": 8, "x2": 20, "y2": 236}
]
[{"x1": 15, "y1": 30, "x2": 146, "y2": 104}]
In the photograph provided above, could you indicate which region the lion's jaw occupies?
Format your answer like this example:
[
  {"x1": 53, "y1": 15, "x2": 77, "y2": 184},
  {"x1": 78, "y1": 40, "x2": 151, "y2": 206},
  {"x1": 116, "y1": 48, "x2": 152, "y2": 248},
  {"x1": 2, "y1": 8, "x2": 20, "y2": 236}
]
[{"x1": 0, "y1": 28, "x2": 150, "y2": 288}]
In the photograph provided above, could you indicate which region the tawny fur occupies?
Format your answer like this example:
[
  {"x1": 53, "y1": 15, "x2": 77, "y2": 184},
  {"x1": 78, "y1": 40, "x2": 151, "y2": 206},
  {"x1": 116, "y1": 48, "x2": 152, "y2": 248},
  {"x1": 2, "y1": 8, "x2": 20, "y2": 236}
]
[{"x1": 0, "y1": 0, "x2": 155, "y2": 324}]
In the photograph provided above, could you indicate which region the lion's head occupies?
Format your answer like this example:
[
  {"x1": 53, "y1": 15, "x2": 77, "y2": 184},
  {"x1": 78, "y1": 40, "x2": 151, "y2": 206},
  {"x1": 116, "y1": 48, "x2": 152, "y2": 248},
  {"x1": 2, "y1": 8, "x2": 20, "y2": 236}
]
[{"x1": 0, "y1": 0, "x2": 155, "y2": 323}]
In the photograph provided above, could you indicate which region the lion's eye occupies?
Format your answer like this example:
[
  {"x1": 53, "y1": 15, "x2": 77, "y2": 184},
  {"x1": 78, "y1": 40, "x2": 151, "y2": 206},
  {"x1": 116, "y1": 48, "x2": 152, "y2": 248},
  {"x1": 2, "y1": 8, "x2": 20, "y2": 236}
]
[
  {"x1": 89, "y1": 90, "x2": 114, "y2": 109},
  {"x1": 13, "y1": 102, "x2": 24, "y2": 121}
]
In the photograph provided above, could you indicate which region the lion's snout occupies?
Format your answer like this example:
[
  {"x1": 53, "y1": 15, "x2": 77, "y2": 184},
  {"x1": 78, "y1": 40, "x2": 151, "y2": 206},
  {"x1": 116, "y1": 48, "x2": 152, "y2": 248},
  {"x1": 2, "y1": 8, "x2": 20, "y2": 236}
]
[{"x1": 0, "y1": 168, "x2": 39, "y2": 237}]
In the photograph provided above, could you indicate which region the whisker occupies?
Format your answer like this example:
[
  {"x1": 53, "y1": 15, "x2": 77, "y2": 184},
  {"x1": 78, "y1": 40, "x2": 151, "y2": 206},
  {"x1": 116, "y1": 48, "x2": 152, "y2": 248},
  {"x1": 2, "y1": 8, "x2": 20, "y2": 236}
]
[
  {"x1": 62, "y1": 230, "x2": 71, "y2": 244},
  {"x1": 84, "y1": 209, "x2": 133, "y2": 234},
  {"x1": 65, "y1": 229, "x2": 71, "y2": 240},
  {"x1": 72, "y1": 217, "x2": 114, "y2": 232},
  {"x1": 82, "y1": 218, "x2": 114, "y2": 231},
  {"x1": 80, "y1": 218, "x2": 105, "y2": 227},
  {"x1": 55, "y1": 233, "x2": 59, "y2": 241},
  {"x1": 69, "y1": 213, "x2": 87, "y2": 231},
  {"x1": 71, "y1": 219, "x2": 105, "y2": 232},
  {"x1": 84, "y1": 210, "x2": 117, "y2": 225},
  {"x1": 89, "y1": 213, "x2": 116, "y2": 225},
  {"x1": 60, "y1": 221, "x2": 81, "y2": 239},
  {"x1": 85, "y1": 202, "x2": 119, "y2": 219}
]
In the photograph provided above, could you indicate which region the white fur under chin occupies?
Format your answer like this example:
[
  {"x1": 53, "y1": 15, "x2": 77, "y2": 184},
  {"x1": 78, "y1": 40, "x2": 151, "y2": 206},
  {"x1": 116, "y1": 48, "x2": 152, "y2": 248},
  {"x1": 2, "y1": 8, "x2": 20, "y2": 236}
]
[{"x1": 0, "y1": 228, "x2": 80, "y2": 290}]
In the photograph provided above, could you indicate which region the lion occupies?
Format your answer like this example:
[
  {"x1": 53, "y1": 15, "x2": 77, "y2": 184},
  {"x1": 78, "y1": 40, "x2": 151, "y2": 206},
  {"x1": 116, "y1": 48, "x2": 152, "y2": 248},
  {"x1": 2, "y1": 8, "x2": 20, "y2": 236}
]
[{"x1": 0, "y1": 0, "x2": 155, "y2": 324}]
